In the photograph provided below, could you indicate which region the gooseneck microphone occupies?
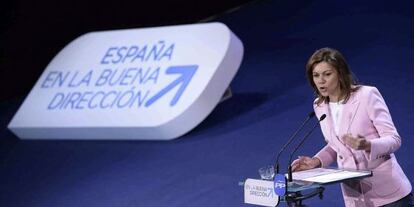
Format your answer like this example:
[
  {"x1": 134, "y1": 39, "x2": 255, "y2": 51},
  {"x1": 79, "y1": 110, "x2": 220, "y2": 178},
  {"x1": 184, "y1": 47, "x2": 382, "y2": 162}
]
[
  {"x1": 287, "y1": 114, "x2": 326, "y2": 182},
  {"x1": 274, "y1": 112, "x2": 315, "y2": 174}
]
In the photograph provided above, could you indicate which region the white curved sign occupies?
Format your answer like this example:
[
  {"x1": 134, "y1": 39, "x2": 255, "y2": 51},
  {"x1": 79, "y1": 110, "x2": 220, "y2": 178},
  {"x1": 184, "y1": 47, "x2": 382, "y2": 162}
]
[{"x1": 8, "y1": 22, "x2": 244, "y2": 140}]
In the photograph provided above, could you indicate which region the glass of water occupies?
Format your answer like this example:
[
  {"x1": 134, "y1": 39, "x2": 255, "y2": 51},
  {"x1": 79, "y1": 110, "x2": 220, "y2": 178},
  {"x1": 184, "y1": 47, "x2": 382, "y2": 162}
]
[{"x1": 258, "y1": 165, "x2": 275, "y2": 180}]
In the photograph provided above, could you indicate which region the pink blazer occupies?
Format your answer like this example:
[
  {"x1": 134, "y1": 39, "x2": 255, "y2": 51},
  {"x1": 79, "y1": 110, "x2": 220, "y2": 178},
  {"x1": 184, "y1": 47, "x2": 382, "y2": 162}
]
[{"x1": 313, "y1": 86, "x2": 412, "y2": 207}]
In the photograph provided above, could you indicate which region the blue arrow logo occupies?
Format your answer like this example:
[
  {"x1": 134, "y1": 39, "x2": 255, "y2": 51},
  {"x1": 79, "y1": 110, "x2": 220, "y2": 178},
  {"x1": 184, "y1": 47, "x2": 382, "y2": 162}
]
[{"x1": 145, "y1": 65, "x2": 198, "y2": 107}]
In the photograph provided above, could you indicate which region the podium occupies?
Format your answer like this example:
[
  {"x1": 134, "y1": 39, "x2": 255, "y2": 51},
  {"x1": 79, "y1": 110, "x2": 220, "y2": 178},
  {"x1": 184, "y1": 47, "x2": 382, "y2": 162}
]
[{"x1": 243, "y1": 168, "x2": 372, "y2": 206}]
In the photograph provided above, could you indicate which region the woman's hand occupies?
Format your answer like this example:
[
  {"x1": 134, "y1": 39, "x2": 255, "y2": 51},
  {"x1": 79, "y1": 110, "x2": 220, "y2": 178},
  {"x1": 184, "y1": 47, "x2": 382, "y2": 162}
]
[
  {"x1": 291, "y1": 156, "x2": 321, "y2": 172},
  {"x1": 342, "y1": 133, "x2": 371, "y2": 152}
]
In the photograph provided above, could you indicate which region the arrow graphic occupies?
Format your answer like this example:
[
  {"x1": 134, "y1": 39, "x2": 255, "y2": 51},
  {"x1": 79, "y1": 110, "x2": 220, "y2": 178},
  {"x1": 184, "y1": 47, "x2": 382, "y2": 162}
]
[{"x1": 145, "y1": 65, "x2": 198, "y2": 107}]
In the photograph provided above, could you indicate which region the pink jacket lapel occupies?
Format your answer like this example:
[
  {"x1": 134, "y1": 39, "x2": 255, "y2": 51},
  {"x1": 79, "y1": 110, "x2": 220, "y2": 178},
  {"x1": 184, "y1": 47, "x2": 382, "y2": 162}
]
[{"x1": 339, "y1": 94, "x2": 360, "y2": 137}]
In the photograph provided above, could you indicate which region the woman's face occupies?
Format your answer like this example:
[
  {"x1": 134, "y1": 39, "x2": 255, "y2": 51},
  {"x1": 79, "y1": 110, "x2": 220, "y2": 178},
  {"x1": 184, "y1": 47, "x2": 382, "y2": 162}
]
[{"x1": 312, "y1": 62, "x2": 342, "y2": 101}]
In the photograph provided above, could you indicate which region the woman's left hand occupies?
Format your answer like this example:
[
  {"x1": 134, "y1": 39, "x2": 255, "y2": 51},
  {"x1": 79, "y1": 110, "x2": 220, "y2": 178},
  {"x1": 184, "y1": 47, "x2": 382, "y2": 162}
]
[{"x1": 342, "y1": 133, "x2": 371, "y2": 152}]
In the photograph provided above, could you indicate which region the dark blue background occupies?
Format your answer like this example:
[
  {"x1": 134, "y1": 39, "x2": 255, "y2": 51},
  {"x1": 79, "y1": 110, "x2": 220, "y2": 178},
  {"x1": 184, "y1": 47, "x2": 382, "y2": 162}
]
[{"x1": 1, "y1": 0, "x2": 413, "y2": 206}]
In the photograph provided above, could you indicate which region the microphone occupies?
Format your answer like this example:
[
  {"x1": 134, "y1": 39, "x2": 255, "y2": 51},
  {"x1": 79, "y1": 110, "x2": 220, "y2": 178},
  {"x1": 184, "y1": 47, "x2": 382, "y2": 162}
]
[
  {"x1": 287, "y1": 114, "x2": 326, "y2": 182},
  {"x1": 274, "y1": 111, "x2": 315, "y2": 174}
]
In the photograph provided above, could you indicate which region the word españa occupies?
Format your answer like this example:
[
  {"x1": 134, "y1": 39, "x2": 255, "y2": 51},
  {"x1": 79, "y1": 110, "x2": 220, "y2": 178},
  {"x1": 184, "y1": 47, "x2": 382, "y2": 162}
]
[{"x1": 100, "y1": 41, "x2": 175, "y2": 64}]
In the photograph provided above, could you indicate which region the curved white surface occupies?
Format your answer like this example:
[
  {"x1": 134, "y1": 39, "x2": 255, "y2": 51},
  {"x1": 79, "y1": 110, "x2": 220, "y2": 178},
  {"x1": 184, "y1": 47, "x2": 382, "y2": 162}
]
[{"x1": 8, "y1": 22, "x2": 244, "y2": 140}]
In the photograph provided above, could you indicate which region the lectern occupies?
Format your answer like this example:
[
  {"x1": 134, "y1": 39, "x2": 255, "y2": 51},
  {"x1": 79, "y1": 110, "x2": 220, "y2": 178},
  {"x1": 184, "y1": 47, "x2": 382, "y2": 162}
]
[{"x1": 243, "y1": 167, "x2": 372, "y2": 206}]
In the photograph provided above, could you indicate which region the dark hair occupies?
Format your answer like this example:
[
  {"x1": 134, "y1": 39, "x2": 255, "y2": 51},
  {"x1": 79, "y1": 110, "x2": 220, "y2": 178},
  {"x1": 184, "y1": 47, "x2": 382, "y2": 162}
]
[{"x1": 305, "y1": 47, "x2": 359, "y2": 105}]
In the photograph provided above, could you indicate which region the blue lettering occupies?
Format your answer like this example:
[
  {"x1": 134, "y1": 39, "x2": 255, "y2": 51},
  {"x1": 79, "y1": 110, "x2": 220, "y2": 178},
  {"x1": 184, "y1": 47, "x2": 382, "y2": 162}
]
[
  {"x1": 119, "y1": 67, "x2": 137, "y2": 86},
  {"x1": 132, "y1": 45, "x2": 147, "y2": 62},
  {"x1": 78, "y1": 70, "x2": 93, "y2": 87},
  {"x1": 89, "y1": 91, "x2": 105, "y2": 109},
  {"x1": 159, "y1": 43, "x2": 174, "y2": 61},
  {"x1": 131, "y1": 67, "x2": 151, "y2": 85},
  {"x1": 100, "y1": 42, "x2": 173, "y2": 65},
  {"x1": 41, "y1": 71, "x2": 58, "y2": 88},
  {"x1": 100, "y1": 47, "x2": 117, "y2": 64},
  {"x1": 95, "y1": 69, "x2": 112, "y2": 86},
  {"x1": 117, "y1": 88, "x2": 135, "y2": 108},
  {"x1": 100, "y1": 91, "x2": 118, "y2": 109},
  {"x1": 47, "y1": 89, "x2": 155, "y2": 110},
  {"x1": 52, "y1": 71, "x2": 70, "y2": 88},
  {"x1": 68, "y1": 71, "x2": 80, "y2": 87},
  {"x1": 114, "y1": 46, "x2": 127, "y2": 64},
  {"x1": 123, "y1": 46, "x2": 139, "y2": 63},
  {"x1": 146, "y1": 67, "x2": 160, "y2": 84},
  {"x1": 63, "y1": 92, "x2": 82, "y2": 109},
  {"x1": 75, "y1": 91, "x2": 93, "y2": 109},
  {"x1": 47, "y1": 92, "x2": 65, "y2": 109},
  {"x1": 107, "y1": 68, "x2": 125, "y2": 86},
  {"x1": 146, "y1": 41, "x2": 165, "y2": 61}
]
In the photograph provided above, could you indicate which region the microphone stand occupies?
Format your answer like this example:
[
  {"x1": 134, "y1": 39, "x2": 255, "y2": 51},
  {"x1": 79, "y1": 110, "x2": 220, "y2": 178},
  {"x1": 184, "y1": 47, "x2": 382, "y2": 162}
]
[
  {"x1": 274, "y1": 112, "x2": 315, "y2": 174},
  {"x1": 283, "y1": 114, "x2": 326, "y2": 207},
  {"x1": 287, "y1": 114, "x2": 326, "y2": 182}
]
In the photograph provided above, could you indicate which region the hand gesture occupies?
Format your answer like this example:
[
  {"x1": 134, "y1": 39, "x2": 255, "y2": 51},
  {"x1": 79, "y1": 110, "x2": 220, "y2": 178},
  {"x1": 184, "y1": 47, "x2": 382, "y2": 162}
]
[
  {"x1": 291, "y1": 156, "x2": 321, "y2": 172},
  {"x1": 342, "y1": 133, "x2": 371, "y2": 152}
]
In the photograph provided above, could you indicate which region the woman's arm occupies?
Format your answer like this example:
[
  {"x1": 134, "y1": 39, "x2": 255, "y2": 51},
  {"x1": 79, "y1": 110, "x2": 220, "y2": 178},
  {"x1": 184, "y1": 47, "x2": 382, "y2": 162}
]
[
  {"x1": 314, "y1": 144, "x2": 337, "y2": 167},
  {"x1": 364, "y1": 87, "x2": 401, "y2": 160}
]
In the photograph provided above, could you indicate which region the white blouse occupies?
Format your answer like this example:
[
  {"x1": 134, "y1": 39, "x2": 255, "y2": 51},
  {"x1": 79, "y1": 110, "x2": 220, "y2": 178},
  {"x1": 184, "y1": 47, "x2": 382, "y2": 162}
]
[{"x1": 329, "y1": 101, "x2": 344, "y2": 135}]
